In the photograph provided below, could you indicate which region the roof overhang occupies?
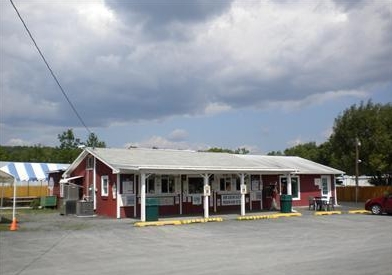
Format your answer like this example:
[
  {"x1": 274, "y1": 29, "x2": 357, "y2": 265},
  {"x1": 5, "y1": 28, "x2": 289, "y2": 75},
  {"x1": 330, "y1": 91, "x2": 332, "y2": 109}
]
[{"x1": 116, "y1": 166, "x2": 297, "y2": 175}]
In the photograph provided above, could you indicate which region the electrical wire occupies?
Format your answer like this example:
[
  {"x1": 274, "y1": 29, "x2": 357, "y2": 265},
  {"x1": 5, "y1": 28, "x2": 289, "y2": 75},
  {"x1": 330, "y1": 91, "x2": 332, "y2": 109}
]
[{"x1": 9, "y1": 0, "x2": 92, "y2": 136}]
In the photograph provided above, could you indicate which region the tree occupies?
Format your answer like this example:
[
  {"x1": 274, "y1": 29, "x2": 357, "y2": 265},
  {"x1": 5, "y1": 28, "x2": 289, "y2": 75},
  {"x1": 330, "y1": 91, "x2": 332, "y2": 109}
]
[
  {"x1": 267, "y1": 150, "x2": 284, "y2": 156},
  {"x1": 202, "y1": 147, "x2": 250, "y2": 154},
  {"x1": 329, "y1": 101, "x2": 392, "y2": 178},
  {"x1": 57, "y1": 129, "x2": 81, "y2": 149},
  {"x1": 284, "y1": 142, "x2": 319, "y2": 161},
  {"x1": 85, "y1": 133, "x2": 106, "y2": 148}
]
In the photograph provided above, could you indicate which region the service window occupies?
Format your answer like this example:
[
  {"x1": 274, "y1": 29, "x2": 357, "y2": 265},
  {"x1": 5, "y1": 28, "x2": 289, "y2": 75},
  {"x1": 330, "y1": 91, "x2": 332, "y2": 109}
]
[
  {"x1": 147, "y1": 177, "x2": 155, "y2": 194},
  {"x1": 251, "y1": 175, "x2": 261, "y2": 191},
  {"x1": 101, "y1": 175, "x2": 109, "y2": 197},
  {"x1": 220, "y1": 175, "x2": 241, "y2": 191},
  {"x1": 161, "y1": 175, "x2": 175, "y2": 193},
  {"x1": 188, "y1": 177, "x2": 204, "y2": 194},
  {"x1": 121, "y1": 175, "x2": 134, "y2": 194},
  {"x1": 235, "y1": 176, "x2": 241, "y2": 191},
  {"x1": 280, "y1": 176, "x2": 300, "y2": 199},
  {"x1": 220, "y1": 177, "x2": 229, "y2": 191}
]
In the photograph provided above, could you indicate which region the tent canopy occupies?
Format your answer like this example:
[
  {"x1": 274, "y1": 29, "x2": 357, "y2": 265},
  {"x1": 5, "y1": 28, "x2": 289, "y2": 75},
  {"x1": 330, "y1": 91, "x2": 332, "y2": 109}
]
[
  {"x1": 0, "y1": 169, "x2": 14, "y2": 184},
  {"x1": 0, "y1": 162, "x2": 69, "y2": 182}
]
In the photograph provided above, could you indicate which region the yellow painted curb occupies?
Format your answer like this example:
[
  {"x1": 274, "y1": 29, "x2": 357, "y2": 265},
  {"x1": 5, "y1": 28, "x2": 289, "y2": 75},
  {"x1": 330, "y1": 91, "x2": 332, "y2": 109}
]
[
  {"x1": 181, "y1": 217, "x2": 223, "y2": 224},
  {"x1": 314, "y1": 211, "x2": 342, "y2": 216},
  {"x1": 134, "y1": 217, "x2": 223, "y2": 227},
  {"x1": 237, "y1": 212, "x2": 302, "y2": 221},
  {"x1": 348, "y1": 210, "x2": 371, "y2": 214},
  {"x1": 134, "y1": 220, "x2": 182, "y2": 227}
]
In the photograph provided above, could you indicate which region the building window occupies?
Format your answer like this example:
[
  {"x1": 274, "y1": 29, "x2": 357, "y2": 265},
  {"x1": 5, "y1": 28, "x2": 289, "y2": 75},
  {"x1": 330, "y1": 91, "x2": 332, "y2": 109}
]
[
  {"x1": 161, "y1": 175, "x2": 175, "y2": 193},
  {"x1": 86, "y1": 156, "x2": 94, "y2": 169},
  {"x1": 280, "y1": 176, "x2": 300, "y2": 199},
  {"x1": 147, "y1": 177, "x2": 155, "y2": 194},
  {"x1": 321, "y1": 176, "x2": 329, "y2": 196},
  {"x1": 101, "y1": 175, "x2": 109, "y2": 197},
  {"x1": 219, "y1": 175, "x2": 240, "y2": 191},
  {"x1": 188, "y1": 177, "x2": 204, "y2": 194},
  {"x1": 251, "y1": 175, "x2": 261, "y2": 191}
]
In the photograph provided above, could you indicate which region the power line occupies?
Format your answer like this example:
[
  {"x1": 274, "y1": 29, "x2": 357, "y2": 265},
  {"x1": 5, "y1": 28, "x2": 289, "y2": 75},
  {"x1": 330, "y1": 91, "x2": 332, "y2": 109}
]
[{"x1": 9, "y1": 0, "x2": 92, "y2": 136}]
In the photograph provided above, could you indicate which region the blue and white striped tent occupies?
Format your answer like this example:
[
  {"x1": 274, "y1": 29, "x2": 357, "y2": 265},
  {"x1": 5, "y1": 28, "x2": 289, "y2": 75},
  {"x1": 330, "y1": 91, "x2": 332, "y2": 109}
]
[{"x1": 0, "y1": 162, "x2": 69, "y2": 182}]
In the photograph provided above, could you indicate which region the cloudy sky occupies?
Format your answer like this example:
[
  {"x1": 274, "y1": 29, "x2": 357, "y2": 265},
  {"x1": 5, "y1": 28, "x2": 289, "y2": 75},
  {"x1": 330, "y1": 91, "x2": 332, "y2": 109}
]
[{"x1": 1, "y1": 0, "x2": 391, "y2": 154}]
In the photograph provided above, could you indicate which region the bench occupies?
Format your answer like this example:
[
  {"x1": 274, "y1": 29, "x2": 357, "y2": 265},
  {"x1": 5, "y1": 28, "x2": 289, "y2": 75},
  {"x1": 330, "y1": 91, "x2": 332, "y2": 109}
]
[{"x1": 6, "y1": 196, "x2": 39, "y2": 206}]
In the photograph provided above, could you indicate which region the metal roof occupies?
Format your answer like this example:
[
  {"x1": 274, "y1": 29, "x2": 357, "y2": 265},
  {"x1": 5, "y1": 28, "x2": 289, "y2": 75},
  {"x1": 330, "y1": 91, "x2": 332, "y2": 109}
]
[{"x1": 65, "y1": 147, "x2": 344, "y2": 176}]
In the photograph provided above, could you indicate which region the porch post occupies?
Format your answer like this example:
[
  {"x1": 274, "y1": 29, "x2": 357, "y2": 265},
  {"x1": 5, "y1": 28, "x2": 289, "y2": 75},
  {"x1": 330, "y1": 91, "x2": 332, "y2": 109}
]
[
  {"x1": 240, "y1": 173, "x2": 246, "y2": 216},
  {"x1": 287, "y1": 173, "x2": 292, "y2": 212},
  {"x1": 140, "y1": 173, "x2": 146, "y2": 222},
  {"x1": 116, "y1": 174, "x2": 120, "y2": 219},
  {"x1": 286, "y1": 173, "x2": 292, "y2": 195},
  {"x1": 203, "y1": 174, "x2": 209, "y2": 219}
]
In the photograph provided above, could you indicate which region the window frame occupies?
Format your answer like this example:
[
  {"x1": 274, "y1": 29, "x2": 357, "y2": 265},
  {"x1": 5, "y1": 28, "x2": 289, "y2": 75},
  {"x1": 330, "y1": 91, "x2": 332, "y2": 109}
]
[
  {"x1": 161, "y1": 175, "x2": 175, "y2": 194},
  {"x1": 147, "y1": 177, "x2": 155, "y2": 194},
  {"x1": 188, "y1": 177, "x2": 204, "y2": 194},
  {"x1": 321, "y1": 176, "x2": 329, "y2": 196},
  {"x1": 86, "y1": 156, "x2": 94, "y2": 170},
  {"x1": 279, "y1": 175, "x2": 300, "y2": 200},
  {"x1": 101, "y1": 175, "x2": 109, "y2": 197},
  {"x1": 219, "y1": 175, "x2": 241, "y2": 192}
]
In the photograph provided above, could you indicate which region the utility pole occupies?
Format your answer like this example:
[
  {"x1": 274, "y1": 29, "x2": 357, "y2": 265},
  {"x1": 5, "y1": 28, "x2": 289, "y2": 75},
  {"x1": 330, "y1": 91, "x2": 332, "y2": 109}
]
[{"x1": 355, "y1": 137, "x2": 361, "y2": 204}]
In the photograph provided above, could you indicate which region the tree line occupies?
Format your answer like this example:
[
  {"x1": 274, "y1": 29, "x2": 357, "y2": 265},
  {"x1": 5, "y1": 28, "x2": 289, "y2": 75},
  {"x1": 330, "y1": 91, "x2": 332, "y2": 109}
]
[
  {"x1": 0, "y1": 130, "x2": 106, "y2": 163},
  {"x1": 268, "y1": 101, "x2": 392, "y2": 185},
  {"x1": 0, "y1": 101, "x2": 391, "y2": 184}
]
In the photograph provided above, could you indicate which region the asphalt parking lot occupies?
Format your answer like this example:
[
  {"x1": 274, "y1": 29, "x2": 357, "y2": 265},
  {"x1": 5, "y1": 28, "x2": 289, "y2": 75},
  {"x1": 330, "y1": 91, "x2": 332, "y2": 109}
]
[{"x1": 1, "y1": 211, "x2": 391, "y2": 275}]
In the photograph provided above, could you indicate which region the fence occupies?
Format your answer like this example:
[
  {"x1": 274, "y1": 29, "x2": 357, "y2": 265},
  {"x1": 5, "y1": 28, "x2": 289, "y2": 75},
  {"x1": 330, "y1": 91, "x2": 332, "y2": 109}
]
[
  {"x1": 0, "y1": 185, "x2": 50, "y2": 198},
  {"x1": 337, "y1": 186, "x2": 392, "y2": 202}
]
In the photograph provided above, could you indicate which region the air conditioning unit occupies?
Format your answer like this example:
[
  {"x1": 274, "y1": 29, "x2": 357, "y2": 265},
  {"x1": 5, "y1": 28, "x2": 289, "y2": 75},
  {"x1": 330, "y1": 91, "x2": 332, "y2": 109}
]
[
  {"x1": 76, "y1": 201, "x2": 94, "y2": 216},
  {"x1": 59, "y1": 199, "x2": 77, "y2": 215}
]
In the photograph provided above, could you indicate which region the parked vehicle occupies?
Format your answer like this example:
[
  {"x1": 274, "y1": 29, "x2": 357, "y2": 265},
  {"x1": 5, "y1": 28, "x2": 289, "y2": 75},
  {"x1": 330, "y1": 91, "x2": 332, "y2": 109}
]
[{"x1": 365, "y1": 194, "x2": 392, "y2": 215}]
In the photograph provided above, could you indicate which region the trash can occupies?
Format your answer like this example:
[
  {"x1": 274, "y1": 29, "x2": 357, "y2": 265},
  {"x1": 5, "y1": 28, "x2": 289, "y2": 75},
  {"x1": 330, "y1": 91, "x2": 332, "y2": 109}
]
[
  {"x1": 146, "y1": 198, "x2": 159, "y2": 221},
  {"x1": 280, "y1": 194, "x2": 292, "y2": 213}
]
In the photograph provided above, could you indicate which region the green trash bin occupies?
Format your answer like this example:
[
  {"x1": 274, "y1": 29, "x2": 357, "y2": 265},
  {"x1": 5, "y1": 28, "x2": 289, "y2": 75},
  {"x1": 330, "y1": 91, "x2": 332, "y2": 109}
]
[
  {"x1": 280, "y1": 194, "x2": 292, "y2": 213},
  {"x1": 146, "y1": 198, "x2": 159, "y2": 221}
]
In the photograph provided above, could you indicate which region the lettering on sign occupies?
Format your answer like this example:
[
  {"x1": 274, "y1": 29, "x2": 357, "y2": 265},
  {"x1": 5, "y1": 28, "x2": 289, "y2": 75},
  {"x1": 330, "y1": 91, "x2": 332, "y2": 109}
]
[{"x1": 221, "y1": 194, "x2": 241, "y2": 206}]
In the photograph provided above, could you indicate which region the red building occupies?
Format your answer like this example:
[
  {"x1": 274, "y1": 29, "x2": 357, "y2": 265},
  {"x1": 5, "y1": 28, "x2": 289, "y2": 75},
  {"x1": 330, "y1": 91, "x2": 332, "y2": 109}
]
[{"x1": 61, "y1": 147, "x2": 344, "y2": 220}]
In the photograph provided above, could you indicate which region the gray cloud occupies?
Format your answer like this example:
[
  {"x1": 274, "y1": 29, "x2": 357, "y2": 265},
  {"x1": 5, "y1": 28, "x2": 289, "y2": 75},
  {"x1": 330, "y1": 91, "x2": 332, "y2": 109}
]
[
  {"x1": 105, "y1": 0, "x2": 233, "y2": 40},
  {"x1": 1, "y1": 0, "x2": 391, "y2": 145}
]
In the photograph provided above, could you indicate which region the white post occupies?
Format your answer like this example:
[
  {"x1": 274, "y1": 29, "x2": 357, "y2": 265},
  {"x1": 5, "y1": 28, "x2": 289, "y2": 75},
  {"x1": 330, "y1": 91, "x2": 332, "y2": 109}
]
[
  {"x1": 179, "y1": 176, "x2": 182, "y2": 215},
  {"x1": 12, "y1": 179, "x2": 17, "y2": 221},
  {"x1": 240, "y1": 173, "x2": 246, "y2": 216},
  {"x1": 116, "y1": 174, "x2": 120, "y2": 219},
  {"x1": 140, "y1": 173, "x2": 146, "y2": 222},
  {"x1": 286, "y1": 174, "x2": 292, "y2": 195},
  {"x1": 203, "y1": 174, "x2": 209, "y2": 219},
  {"x1": 287, "y1": 173, "x2": 292, "y2": 212}
]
